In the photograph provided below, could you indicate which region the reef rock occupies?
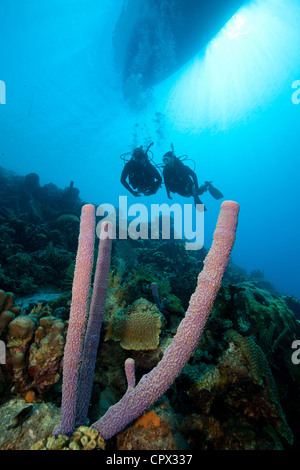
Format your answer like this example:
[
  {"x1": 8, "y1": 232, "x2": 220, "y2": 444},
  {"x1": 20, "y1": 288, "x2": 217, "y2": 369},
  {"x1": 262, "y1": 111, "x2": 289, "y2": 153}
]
[{"x1": 0, "y1": 398, "x2": 60, "y2": 450}]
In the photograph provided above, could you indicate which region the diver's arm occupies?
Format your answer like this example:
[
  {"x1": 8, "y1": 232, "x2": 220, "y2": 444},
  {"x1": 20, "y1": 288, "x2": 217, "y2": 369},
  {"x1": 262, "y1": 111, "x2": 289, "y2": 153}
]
[{"x1": 121, "y1": 165, "x2": 141, "y2": 197}]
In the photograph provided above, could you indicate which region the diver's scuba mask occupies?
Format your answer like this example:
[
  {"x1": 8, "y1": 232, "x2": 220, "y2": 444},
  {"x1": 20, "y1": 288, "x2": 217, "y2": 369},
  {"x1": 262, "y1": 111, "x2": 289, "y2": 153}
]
[{"x1": 163, "y1": 151, "x2": 174, "y2": 166}]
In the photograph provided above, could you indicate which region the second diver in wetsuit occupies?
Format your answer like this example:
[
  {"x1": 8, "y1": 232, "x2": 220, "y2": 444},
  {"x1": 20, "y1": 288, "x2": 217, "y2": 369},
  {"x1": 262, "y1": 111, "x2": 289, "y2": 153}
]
[
  {"x1": 162, "y1": 148, "x2": 223, "y2": 209},
  {"x1": 121, "y1": 145, "x2": 162, "y2": 197}
]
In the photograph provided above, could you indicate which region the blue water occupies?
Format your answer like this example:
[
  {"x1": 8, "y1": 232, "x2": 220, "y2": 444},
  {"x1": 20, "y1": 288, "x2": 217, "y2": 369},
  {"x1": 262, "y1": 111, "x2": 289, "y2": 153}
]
[{"x1": 0, "y1": 0, "x2": 299, "y2": 299}]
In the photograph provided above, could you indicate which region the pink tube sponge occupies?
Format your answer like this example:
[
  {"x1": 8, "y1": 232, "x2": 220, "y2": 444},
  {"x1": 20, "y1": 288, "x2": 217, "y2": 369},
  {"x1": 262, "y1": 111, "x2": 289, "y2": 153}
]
[
  {"x1": 91, "y1": 200, "x2": 240, "y2": 439},
  {"x1": 55, "y1": 204, "x2": 96, "y2": 436},
  {"x1": 75, "y1": 221, "x2": 112, "y2": 427}
]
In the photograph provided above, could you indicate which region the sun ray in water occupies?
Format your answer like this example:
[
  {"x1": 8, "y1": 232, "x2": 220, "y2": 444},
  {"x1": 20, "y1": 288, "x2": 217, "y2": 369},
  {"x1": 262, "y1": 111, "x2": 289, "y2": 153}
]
[{"x1": 156, "y1": 0, "x2": 300, "y2": 132}]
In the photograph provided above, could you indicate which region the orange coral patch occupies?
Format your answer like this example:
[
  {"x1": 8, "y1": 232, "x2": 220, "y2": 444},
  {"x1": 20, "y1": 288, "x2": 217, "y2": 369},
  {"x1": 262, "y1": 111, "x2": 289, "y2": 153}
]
[
  {"x1": 25, "y1": 390, "x2": 35, "y2": 403},
  {"x1": 134, "y1": 410, "x2": 160, "y2": 429}
]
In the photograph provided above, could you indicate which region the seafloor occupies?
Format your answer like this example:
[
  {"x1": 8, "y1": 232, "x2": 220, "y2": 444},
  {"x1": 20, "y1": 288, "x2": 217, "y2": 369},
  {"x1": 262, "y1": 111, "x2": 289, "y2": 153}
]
[{"x1": 0, "y1": 166, "x2": 300, "y2": 450}]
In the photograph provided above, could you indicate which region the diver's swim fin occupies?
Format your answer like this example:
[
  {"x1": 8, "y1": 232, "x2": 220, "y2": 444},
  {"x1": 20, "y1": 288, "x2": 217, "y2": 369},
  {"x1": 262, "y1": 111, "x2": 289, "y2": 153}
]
[{"x1": 205, "y1": 181, "x2": 223, "y2": 200}]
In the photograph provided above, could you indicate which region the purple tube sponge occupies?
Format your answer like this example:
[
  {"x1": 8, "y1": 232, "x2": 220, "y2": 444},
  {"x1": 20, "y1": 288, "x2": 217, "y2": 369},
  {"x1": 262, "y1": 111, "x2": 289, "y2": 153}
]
[
  {"x1": 125, "y1": 358, "x2": 136, "y2": 392},
  {"x1": 76, "y1": 221, "x2": 112, "y2": 427},
  {"x1": 54, "y1": 204, "x2": 95, "y2": 436},
  {"x1": 151, "y1": 282, "x2": 166, "y2": 313},
  {"x1": 91, "y1": 200, "x2": 239, "y2": 439},
  {"x1": 53, "y1": 208, "x2": 112, "y2": 437}
]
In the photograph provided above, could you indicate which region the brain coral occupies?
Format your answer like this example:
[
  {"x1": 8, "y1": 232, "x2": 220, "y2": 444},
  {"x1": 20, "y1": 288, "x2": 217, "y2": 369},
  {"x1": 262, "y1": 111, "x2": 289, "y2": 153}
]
[
  {"x1": 107, "y1": 298, "x2": 162, "y2": 350},
  {"x1": 0, "y1": 290, "x2": 21, "y2": 336}
]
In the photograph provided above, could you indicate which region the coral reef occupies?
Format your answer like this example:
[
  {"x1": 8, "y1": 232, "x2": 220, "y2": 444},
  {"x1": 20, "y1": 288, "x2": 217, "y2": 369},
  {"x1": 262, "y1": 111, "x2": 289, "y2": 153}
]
[
  {"x1": 28, "y1": 316, "x2": 65, "y2": 394},
  {"x1": 136, "y1": 240, "x2": 205, "y2": 310},
  {"x1": 54, "y1": 210, "x2": 112, "y2": 436},
  {"x1": 178, "y1": 329, "x2": 292, "y2": 449},
  {"x1": 48, "y1": 200, "x2": 238, "y2": 443},
  {"x1": 106, "y1": 298, "x2": 163, "y2": 350},
  {"x1": 7, "y1": 315, "x2": 36, "y2": 394},
  {"x1": 0, "y1": 292, "x2": 66, "y2": 400},
  {"x1": 0, "y1": 290, "x2": 21, "y2": 335},
  {"x1": 0, "y1": 398, "x2": 60, "y2": 450},
  {"x1": 0, "y1": 167, "x2": 82, "y2": 297},
  {"x1": 1, "y1": 167, "x2": 300, "y2": 450},
  {"x1": 116, "y1": 403, "x2": 185, "y2": 450},
  {"x1": 32, "y1": 425, "x2": 105, "y2": 450},
  {"x1": 90, "y1": 200, "x2": 239, "y2": 439}
]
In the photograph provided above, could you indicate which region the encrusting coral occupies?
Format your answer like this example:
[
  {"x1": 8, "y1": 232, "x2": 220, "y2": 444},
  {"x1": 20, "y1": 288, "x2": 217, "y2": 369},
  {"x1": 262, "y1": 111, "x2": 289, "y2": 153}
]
[
  {"x1": 28, "y1": 316, "x2": 65, "y2": 394},
  {"x1": 0, "y1": 292, "x2": 66, "y2": 398},
  {"x1": 116, "y1": 405, "x2": 184, "y2": 450},
  {"x1": 32, "y1": 425, "x2": 105, "y2": 450},
  {"x1": 7, "y1": 315, "x2": 35, "y2": 394}
]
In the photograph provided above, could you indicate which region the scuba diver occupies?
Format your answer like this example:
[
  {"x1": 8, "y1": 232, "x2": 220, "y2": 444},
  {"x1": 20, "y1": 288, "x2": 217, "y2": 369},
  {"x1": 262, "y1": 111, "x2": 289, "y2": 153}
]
[
  {"x1": 162, "y1": 144, "x2": 223, "y2": 209},
  {"x1": 121, "y1": 143, "x2": 162, "y2": 197}
]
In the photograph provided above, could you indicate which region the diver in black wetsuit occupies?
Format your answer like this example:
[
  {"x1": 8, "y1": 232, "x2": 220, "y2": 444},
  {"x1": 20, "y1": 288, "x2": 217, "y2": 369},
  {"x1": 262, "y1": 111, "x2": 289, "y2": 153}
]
[
  {"x1": 162, "y1": 149, "x2": 223, "y2": 209},
  {"x1": 121, "y1": 145, "x2": 162, "y2": 197}
]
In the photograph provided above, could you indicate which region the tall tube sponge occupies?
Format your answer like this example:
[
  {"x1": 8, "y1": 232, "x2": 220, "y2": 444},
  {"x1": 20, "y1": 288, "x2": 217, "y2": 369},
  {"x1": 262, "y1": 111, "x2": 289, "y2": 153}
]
[
  {"x1": 91, "y1": 200, "x2": 240, "y2": 439},
  {"x1": 76, "y1": 219, "x2": 113, "y2": 427},
  {"x1": 53, "y1": 205, "x2": 112, "y2": 436},
  {"x1": 53, "y1": 200, "x2": 239, "y2": 439}
]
